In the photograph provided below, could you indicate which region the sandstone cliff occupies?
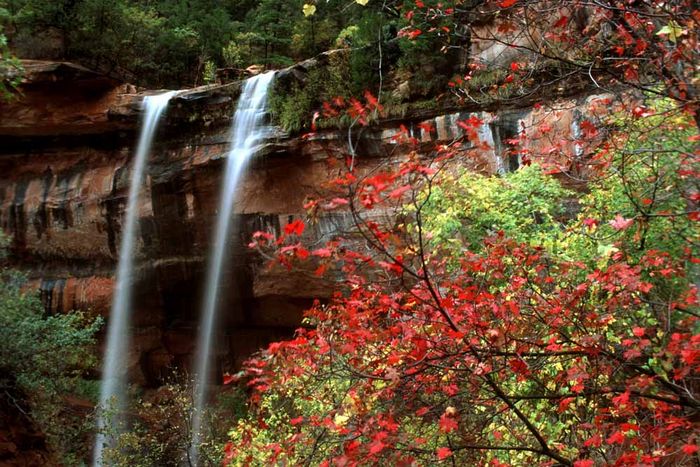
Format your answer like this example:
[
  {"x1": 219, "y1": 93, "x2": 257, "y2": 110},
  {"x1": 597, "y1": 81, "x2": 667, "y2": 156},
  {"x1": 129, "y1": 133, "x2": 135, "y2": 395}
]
[{"x1": 0, "y1": 59, "x2": 599, "y2": 386}]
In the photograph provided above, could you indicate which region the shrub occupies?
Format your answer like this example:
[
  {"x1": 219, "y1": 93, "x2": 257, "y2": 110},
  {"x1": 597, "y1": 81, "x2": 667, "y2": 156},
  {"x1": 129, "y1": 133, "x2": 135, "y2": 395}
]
[{"x1": 0, "y1": 234, "x2": 102, "y2": 463}]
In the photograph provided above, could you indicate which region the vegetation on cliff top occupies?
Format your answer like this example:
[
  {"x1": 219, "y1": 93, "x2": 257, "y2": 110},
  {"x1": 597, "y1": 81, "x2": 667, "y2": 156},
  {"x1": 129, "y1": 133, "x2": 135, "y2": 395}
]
[{"x1": 1, "y1": 0, "x2": 399, "y2": 88}]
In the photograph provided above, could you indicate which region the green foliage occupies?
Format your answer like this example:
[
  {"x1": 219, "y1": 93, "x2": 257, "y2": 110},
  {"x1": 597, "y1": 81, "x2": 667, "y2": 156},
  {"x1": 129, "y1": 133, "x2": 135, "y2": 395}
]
[
  {"x1": 0, "y1": 7, "x2": 22, "y2": 99},
  {"x1": 345, "y1": 12, "x2": 385, "y2": 93},
  {"x1": 268, "y1": 80, "x2": 314, "y2": 133},
  {"x1": 397, "y1": 34, "x2": 450, "y2": 97},
  {"x1": 222, "y1": 35, "x2": 252, "y2": 69},
  {"x1": 202, "y1": 60, "x2": 217, "y2": 84},
  {"x1": 101, "y1": 376, "x2": 247, "y2": 466},
  {"x1": 227, "y1": 357, "x2": 354, "y2": 465},
  {"x1": 68, "y1": 0, "x2": 203, "y2": 86},
  {"x1": 424, "y1": 102, "x2": 698, "y2": 279},
  {"x1": 0, "y1": 234, "x2": 102, "y2": 463},
  {"x1": 268, "y1": 50, "x2": 353, "y2": 132},
  {"x1": 335, "y1": 24, "x2": 360, "y2": 48},
  {"x1": 2, "y1": 0, "x2": 458, "y2": 96},
  {"x1": 0, "y1": 32, "x2": 21, "y2": 99},
  {"x1": 4, "y1": 0, "x2": 239, "y2": 85},
  {"x1": 290, "y1": 15, "x2": 337, "y2": 58},
  {"x1": 563, "y1": 105, "x2": 698, "y2": 263},
  {"x1": 423, "y1": 164, "x2": 573, "y2": 255}
]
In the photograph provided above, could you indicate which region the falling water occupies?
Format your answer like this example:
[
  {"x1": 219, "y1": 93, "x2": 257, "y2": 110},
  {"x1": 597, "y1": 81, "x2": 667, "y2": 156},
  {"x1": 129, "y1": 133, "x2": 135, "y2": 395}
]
[
  {"x1": 189, "y1": 72, "x2": 275, "y2": 463},
  {"x1": 476, "y1": 114, "x2": 504, "y2": 174},
  {"x1": 93, "y1": 91, "x2": 176, "y2": 466}
]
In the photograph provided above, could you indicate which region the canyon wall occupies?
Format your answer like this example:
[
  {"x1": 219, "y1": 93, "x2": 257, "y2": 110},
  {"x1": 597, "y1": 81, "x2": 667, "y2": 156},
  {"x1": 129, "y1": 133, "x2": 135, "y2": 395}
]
[{"x1": 0, "y1": 59, "x2": 600, "y2": 386}]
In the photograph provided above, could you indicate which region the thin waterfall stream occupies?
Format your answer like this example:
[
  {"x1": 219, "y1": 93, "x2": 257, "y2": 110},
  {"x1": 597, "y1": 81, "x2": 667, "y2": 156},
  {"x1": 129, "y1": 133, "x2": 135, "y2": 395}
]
[
  {"x1": 189, "y1": 71, "x2": 275, "y2": 464},
  {"x1": 93, "y1": 91, "x2": 176, "y2": 466}
]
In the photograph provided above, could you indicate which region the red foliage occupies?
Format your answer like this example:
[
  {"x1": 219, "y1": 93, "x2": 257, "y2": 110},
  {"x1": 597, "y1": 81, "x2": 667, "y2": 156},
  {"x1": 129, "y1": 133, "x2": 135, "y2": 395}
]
[
  {"x1": 239, "y1": 133, "x2": 699, "y2": 464},
  {"x1": 230, "y1": 1, "x2": 700, "y2": 464}
]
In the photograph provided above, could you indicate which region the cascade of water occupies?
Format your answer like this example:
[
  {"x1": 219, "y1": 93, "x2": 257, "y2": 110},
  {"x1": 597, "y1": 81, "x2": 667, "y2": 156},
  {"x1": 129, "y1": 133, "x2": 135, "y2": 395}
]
[
  {"x1": 571, "y1": 109, "x2": 584, "y2": 159},
  {"x1": 93, "y1": 91, "x2": 176, "y2": 466},
  {"x1": 475, "y1": 114, "x2": 503, "y2": 173},
  {"x1": 189, "y1": 71, "x2": 275, "y2": 463}
]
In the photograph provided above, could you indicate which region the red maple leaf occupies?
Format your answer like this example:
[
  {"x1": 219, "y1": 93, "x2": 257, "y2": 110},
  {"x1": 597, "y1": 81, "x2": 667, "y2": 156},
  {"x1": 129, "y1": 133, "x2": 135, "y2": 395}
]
[
  {"x1": 368, "y1": 440, "x2": 385, "y2": 454},
  {"x1": 553, "y1": 16, "x2": 568, "y2": 28},
  {"x1": 607, "y1": 431, "x2": 626, "y2": 444},
  {"x1": 436, "y1": 447, "x2": 452, "y2": 460},
  {"x1": 439, "y1": 413, "x2": 458, "y2": 433},
  {"x1": 580, "y1": 119, "x2": 598, "y2": 138},
  {"x1": 284, "y1": 219, "x2": 305, "y2": 236},
  {"x1": 389, "y1": 185, "x2": 411, "y2": 199},
  {"x1": 584, "y1": 434, "x2": 602, "y2": 447},
  {"x1": 290, "y1": 416, "x2": 304, "y2": 426},
  {"x1": 609, "y1": 214, "x2": 634, "y2": 230},
  {"x1": 222, "y1": 373, "x2": 237, "y2": 385},
  {"x1": 312, "y1": 248, "x2": 332, "y2": 258},
  {"x1": 682, "y1": 444, "x2": 699, "y2": 455}
]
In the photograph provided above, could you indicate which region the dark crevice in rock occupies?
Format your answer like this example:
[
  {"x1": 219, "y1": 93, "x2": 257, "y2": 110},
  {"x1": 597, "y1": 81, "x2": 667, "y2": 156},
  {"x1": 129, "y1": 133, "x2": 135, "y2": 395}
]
[
  {"x1": 39, "y1": 278, "x2": 66, "y2": 315},
  {"x1": 102, "y1": 166, "x2": 127, "y2": 257},
  {"x1": 8, "y1": 179, "x2": 29, "y2": 253},
  {"x1": 32, "y1": 167, "x2": 53, "y2": 240},
  {"x1": 0, "y1": 132, "x2": 136, "y2": 154},
  {"x1": 7, "y1": 256, "x2": 116, "y2": 279}
]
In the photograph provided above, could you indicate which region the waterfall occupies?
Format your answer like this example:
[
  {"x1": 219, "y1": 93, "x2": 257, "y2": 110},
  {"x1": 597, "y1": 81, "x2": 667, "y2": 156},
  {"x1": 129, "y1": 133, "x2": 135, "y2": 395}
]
[
  {"x1": 571, "y1": 109, "x2": 584, "y2": 159},
  {"x1": 189, "y1": 71, "x2": 275, "y2": 463},
  {"x1": 93, "y1": 91, "x2": 176, "y2": 466}
]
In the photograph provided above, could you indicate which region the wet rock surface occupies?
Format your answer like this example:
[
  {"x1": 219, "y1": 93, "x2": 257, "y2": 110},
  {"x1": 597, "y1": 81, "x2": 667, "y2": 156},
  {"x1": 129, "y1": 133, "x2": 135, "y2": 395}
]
[{"x1": 0, "y1": 60, "x2": 600, "y2": 386}]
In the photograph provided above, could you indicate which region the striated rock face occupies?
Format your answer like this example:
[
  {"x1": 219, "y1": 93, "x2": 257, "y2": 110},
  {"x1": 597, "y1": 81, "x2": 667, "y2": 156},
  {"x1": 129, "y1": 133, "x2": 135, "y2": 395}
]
[{"x1": 0, "y1": 60, "x2": 601, "y2": 386}]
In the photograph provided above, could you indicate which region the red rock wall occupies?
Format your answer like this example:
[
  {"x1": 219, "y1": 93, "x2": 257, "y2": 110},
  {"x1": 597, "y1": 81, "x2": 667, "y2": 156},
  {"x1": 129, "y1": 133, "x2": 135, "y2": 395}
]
[{"x1": 0, "y1": 61, "x2": 602, "y2": 386}]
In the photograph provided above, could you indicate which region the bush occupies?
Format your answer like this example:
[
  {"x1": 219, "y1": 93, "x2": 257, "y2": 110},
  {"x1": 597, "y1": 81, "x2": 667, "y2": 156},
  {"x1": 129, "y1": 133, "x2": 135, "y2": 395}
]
[
  {"x1": 100, "y1": 375, "x2": 247, "y2": 466},
  {"x1": 0, "y1": 234, "x2": 102, "y2": 463},
  {"x1": 423, "y1": 164, "x2": 572, "y2": 255}
]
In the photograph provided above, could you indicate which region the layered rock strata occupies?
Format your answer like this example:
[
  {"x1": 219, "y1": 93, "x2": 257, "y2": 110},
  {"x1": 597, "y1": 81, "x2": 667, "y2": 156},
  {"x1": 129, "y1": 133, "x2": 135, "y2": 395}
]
[{"x1": 0, "y1": 59, "x2": 600, "y2": 385}]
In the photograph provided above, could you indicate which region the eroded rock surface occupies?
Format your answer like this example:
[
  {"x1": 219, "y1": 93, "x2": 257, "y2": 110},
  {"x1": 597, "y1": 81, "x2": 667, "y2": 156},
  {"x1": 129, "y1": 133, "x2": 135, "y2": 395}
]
[{"x1": 0, "y1": 60, "x2": 601, "y2": 385}]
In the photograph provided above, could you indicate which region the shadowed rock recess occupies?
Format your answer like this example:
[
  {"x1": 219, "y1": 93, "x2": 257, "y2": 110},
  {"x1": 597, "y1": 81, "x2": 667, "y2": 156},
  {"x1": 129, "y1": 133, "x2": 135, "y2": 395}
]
[{"x1": 0, "y1": 59, "x2": 600, "y2": 387}]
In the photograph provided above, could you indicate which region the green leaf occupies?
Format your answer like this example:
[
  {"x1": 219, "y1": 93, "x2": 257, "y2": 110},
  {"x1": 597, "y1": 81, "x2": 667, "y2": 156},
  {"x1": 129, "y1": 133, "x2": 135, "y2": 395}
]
[{"x1": 656, "y1": 21, "x2": 684, "y2": 43}]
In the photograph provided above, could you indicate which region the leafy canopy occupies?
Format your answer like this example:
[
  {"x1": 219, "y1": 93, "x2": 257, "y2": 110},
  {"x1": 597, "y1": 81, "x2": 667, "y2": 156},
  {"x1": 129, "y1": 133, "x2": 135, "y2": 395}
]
[{"x1": 230, "y1": 80, "x2": 699, "y2": 466}]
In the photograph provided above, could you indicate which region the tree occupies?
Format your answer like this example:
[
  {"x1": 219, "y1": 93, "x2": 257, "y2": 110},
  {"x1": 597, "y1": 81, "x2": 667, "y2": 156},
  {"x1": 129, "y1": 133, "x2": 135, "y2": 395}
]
[
  {"x1": 99, "y1": 375, "x2": 247, "y2": 466},
  {"x1": 401, "y1": 0, "x2": 699, "y2": 127},
  {"x1": 0, "y1": 5, "x2": 21, "y2": 99},
  {"x1": 223, "y1": 1, "x2": 699, "y2": 463},
  {"x1": 229, "y1": 95, "x2": 698, "y2": 466}
]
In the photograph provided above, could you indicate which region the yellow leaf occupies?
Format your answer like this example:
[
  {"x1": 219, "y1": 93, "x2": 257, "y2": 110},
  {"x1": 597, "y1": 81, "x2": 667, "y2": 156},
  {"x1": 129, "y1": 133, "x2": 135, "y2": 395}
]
[
  {"x1": 334, "y1": 414, "x2": 350, "y2": 426},
  {"x1": 356, "y1": 0, "x2": 370, "y2": 5},
  {"x1": 302, "y1": 3, "x2": 316, "y2": 16}
]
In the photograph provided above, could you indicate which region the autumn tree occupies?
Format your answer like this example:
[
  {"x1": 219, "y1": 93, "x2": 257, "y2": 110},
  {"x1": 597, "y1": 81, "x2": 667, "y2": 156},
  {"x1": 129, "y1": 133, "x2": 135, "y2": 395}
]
[
  {"x1": 393, "y1": 0, "x2": 699, "y2": 127},
  {"x1": 228, "y1": 93, "x2": 698, "y2": 465},
  {"x1": 224, "y1": 1, "x2": 698, "y2": 466}
]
